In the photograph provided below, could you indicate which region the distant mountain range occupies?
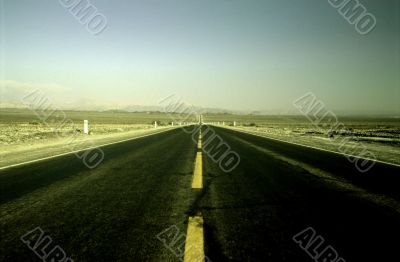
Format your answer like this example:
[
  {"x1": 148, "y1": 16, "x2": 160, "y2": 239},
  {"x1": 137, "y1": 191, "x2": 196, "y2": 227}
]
[
  {"x1": 0, "y1": 99, "x2": 246, "y2": 114},
  {"x1": 1, "y1": 100, "x2": 399, "y2": 117},
  {"x1": 1, "y1": 80, "x2": 398, "y2": 117}
]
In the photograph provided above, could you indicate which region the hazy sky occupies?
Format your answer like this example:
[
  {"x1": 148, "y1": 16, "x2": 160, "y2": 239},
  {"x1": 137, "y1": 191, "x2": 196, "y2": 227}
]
[{"x1": 1, "y1": 0, "x2": 399, "y2": 114}]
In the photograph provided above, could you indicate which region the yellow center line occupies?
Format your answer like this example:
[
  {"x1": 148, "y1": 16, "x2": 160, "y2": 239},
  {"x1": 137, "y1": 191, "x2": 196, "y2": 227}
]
[
  {"x1": 198, "y1": 130, "x2": 202, "y2": 148},
  {"x1": 192, "y1": 152, "x2": 203, "y2": 188},
  {"x1": 192, "y1": 127, "x2": 203, "y2": 189},
  {"x1": 185, "y1": 126, "x2": 206, "y2": 261},
  {"x1": 184, "y1": 215, "x2": 205, "y2": 262}
]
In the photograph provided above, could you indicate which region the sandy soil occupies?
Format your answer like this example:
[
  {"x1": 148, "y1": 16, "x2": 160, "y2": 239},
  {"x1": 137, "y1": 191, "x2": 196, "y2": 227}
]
[
  {"x1": 223, "y1": 125, "x2": 400, "y2": 166},
  {"x1": 0, "y1": 125, "x2": 177, "y2": 168}
]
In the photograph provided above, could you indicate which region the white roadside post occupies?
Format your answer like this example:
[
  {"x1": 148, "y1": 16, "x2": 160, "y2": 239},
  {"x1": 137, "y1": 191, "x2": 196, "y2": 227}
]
[
  {"x1": 154, "y1": 121, "x2": 158, "y2": 128},
  {"x1": 233, "y1": 121, "x2": 236, "y2": 127},
  {"x1": 83, "y1": 120, "x2": 89, "y2": 134}
]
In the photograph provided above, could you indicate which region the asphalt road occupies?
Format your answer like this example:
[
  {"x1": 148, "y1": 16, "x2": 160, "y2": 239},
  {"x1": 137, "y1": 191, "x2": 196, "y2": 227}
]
[{"x1": 1, "y1": 125, "x2": 399, "y2": 261}]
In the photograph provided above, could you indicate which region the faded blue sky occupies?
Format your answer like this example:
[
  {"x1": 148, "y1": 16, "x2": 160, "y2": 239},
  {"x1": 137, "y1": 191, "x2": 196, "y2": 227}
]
[{"x1": 1, "y1": 0, "x2": 399, "y2": 114}]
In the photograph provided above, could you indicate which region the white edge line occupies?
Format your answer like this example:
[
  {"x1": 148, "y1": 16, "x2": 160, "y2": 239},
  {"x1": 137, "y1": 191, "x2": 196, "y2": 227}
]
[
  {"x1": 0, "y1": 127, "x2": 180, "y2": 171},
  {"x1": 213, "y1": 125, "x2": 400, "y2": 168}
]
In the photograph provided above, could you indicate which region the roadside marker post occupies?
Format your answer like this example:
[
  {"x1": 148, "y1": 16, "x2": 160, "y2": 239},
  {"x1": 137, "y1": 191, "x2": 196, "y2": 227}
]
[{"x1": 83, "y1": 120, "x2": 89, "y2": 134}]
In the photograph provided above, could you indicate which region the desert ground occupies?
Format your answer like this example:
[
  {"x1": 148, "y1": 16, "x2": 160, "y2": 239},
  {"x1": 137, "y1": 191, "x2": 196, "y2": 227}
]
[
  {"x1": 203, "y1": 114, "x2": 400, "y2": 165},
  {"x1": 2, "y1": 109, "x2": 399, "y2": 167},
  {"x1": 0, "y1": 108, "x2": 196, "y2": 168}
]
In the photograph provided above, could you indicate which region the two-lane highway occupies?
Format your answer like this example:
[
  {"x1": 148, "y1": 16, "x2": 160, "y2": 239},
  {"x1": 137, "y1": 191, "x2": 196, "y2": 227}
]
[{"x1": 1, "y1": 125, "x2": 400, "y2": 261}]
